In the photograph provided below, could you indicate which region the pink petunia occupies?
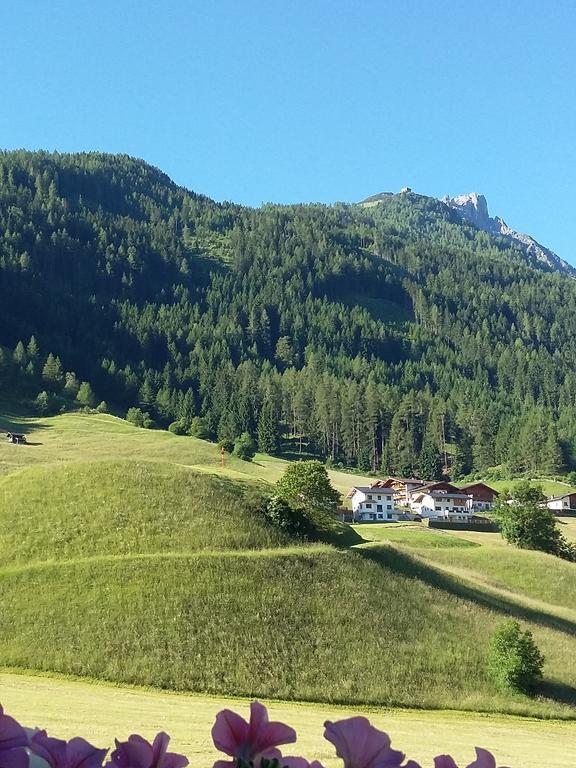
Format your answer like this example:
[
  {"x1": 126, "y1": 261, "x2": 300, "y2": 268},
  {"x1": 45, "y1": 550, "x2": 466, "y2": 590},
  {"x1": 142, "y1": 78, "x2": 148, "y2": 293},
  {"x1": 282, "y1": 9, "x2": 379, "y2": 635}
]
[
  {"x1": 434, "y1": 758, "x2": 458, "y2": 768},
  {"x1": 107, "y1": 733, "x2": 188, "y2": 768},
  {"x1": 432, "y1": 749, "x2": 509, "y2": 768},
  {"x1": 0, "y1": 705, "x2": 30, "y2": 768},
  {"x1": 30, "y1": 731, "x2": 107, "y2": 768},
  {"x1": 281, "y1": 757, "x2": 325, "y2": 768},
  {"x1": 211, "y1": 702, "x2": 296, "y2": 768},
  {"x1": 323, "y1": 717, "x2": 405, "y2": 768}
]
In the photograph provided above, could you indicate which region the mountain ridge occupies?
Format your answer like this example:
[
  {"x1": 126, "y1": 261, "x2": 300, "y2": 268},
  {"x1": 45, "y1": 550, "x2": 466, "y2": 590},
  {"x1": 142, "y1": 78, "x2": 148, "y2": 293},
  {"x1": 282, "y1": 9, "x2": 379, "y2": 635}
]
[{"x1": 361, "y1": 188, "x2": 574, "y2": 275}]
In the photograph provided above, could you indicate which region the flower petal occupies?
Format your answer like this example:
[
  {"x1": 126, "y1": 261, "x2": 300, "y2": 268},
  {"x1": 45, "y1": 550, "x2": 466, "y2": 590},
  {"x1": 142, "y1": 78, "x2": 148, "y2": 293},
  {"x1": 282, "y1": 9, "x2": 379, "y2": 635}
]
[
  {"x1": 66, "y1": 738, "x2": 107, "y2": 768},
  {"x1": 466, "y1": 749, "x2": 496, "y2": 768},
  {"x1": 109, "y1": 735, "x2": 152, "y2": 768},
  {"x1": 434, "y1": 757, "x2": 459, "y2": 768},
  {"x1": 0, "y1": 708, "x2": 29, "y2": 751},
  {"x1": 324, "y1": 717, "x2": 404, "y2": 768},
  {"x1": 30, "y1": 732, "x2": 67, "y2": 768},
  {"x1": 212, "y1": 710, "x2": 248, "y2": 757},
  {"x1": 0, "y1": 748, "x2": 30, "y2": 768}
]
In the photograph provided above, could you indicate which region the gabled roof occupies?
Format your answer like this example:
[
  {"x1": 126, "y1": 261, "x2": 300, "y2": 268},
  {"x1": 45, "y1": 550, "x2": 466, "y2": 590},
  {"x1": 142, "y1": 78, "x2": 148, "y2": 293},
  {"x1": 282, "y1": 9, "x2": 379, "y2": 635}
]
[
  {"x1": 348, "y1": 485, "x2": 394, "y2": 496},
  {"x1": 547, "y1": 492, "x2": 576, "y2": 503},
  {"x1": 374, "y1": 476, "x2": 429, "y2": 489},
  {"x1": 460, "y1": 482, "x2": 499, "y2": 496}
]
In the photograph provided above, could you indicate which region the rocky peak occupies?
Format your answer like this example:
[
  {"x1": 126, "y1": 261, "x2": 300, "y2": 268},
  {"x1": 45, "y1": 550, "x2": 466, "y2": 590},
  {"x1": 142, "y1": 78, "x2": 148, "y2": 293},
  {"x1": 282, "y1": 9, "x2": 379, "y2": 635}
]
[
  {"x1": 442, "y1": 193, "x2": 491, "y2": 231},
  {"x1": 442, "y1": 192, "x2": 574, "y2": 275}
]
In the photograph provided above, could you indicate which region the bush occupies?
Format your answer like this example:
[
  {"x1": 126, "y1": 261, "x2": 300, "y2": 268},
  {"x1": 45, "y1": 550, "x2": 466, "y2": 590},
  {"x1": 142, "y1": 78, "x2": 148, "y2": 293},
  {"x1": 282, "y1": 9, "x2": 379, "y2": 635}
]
[
  {"x1": 168, "y1": 420, "x2": 186, "y2": 435},
  {"x1": 233, "y1": 432, "x2": 256, "y2": 461},
  {"x1": 126, "y1": 407, "x2": 146, "y2": 427},
  {"x1": 34, "y1": 390, "x2": 53, "y2": 415},
  {"x1": 493, "y1": 481, "x2": 575, "y2": 560},
  {"x1": 218, "y1": 438, "x2": 234, "y2": 453},
  {"x1": 188, "y1": 416, "x2": 210, "y2": 439},
  {"x1": 488, "y1": 619, "x2": 544, "y2": 694},
  {"x1": 96, "y1": 401, "x2": 108, "y2": 413},
  {"x1": 264, "y1": 495, "x2": 316, "y2": 539}
]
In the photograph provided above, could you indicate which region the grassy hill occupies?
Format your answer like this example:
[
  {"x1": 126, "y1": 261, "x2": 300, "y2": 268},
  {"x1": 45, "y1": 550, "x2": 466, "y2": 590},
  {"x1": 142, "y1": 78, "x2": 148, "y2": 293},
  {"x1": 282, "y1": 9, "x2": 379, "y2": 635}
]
[{"x1": 1, "y1": 410, "x2": 576, "y2": 719}]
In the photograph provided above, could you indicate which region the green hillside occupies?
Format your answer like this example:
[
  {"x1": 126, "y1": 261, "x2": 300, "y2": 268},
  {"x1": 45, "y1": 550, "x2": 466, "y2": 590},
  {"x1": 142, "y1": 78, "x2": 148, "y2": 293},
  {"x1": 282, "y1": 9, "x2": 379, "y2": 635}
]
[
  {"x1": 0, "y1": 461, "x2": 293, "y2": 566},
  {"x1": 0, "y1": 411, "x2": 575, "y2": 718},
  {"x1": 3, "y1": 151, "x2": 576, "y2": 480}
]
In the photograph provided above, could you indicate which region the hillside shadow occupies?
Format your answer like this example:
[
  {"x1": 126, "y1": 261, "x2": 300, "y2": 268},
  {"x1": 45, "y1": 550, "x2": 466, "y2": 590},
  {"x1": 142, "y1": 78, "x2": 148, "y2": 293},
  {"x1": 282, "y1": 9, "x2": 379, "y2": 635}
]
[
  {"x1": 356, "y1": 544, "x2": 576, "y2": 638},
  {"x1": 0, "y1": 413, "x2": 49, "y2": 435},
  {"x1": 538, "y1": 680, "x2": 576, "y2": 706}
]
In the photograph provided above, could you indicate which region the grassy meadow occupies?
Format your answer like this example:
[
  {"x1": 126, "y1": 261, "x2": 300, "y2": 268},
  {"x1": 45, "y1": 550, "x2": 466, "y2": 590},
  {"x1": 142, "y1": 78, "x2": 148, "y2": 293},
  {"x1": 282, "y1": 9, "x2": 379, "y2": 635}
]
[
  {"x1": 0, "y1": 409, "x2": 373, "y2": 493},
  {"x1": 1, "y1": 409, "x2": 576, "y2": 728}
]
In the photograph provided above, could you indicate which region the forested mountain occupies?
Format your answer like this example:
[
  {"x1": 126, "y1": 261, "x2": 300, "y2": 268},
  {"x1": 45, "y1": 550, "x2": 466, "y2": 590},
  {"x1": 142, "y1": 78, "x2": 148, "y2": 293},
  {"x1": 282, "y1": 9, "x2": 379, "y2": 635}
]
[{"x1": 1, "y1": 149, "x2": 575, "y2": 479}]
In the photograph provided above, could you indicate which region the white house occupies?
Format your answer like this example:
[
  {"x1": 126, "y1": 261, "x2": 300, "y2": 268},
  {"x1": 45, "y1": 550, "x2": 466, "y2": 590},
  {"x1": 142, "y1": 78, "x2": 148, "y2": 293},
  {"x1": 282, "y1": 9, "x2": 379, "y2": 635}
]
[
  {"x1": 546, "y1": 493, "x2": 576, "y2": 513},
  {"x1": 347, "y1": 485, "x2": 398, "y2": 522},
  {"x1": 407, "y1": 482, "x2": 473, "y2": 521}
]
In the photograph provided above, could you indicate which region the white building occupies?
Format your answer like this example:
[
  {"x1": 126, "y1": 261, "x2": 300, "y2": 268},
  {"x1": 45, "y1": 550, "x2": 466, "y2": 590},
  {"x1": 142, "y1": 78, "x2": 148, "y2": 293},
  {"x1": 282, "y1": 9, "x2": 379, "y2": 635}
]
[
  {"x1": 407, "y1": 482, "x2": 473, "y2": 521},
  {"x1": 546, "y1": 493, "x2": 576, "y2": 513},
  {"x1": 347, "y1": 486, "x2": 399, "y2": 522}
]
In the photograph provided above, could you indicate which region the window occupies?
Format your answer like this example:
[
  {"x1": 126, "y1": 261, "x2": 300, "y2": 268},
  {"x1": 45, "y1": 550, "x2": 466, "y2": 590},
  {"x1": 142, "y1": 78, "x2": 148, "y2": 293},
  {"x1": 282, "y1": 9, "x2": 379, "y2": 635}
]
[
  {"x1": 377, "y1": 504, "x2": 383, "y2": 512},
  {"x1": 435, "y1": 506, "x2": 441, "y2": 511},
  {"x1": 377, "y1": 495, "x2": 382, "y2": 500},
  {"x1": 385, "y1": 495, "x2": 392, "y2": 501},
  {"x1": 365, "y1": 503, "x2": 372, "y2": 508},
  {"x1": 377, "y1": 513, "x2": 383, "y2": 519},
  {"x1": 387, "y1": 504, "x2": 392, "y2": 510},
  {"x1": 387, "y1": 513, "x2": 393, "y2": 519},
  {"x1": 367, "y1": 494, "x2": 372, "y2": 500}
]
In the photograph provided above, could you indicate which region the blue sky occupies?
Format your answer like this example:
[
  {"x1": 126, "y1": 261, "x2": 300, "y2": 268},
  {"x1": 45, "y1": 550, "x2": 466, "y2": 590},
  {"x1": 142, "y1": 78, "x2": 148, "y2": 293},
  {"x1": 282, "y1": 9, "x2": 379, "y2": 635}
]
[{"x1": 1, "y1": 1, "x2": 575, "y2": 261}]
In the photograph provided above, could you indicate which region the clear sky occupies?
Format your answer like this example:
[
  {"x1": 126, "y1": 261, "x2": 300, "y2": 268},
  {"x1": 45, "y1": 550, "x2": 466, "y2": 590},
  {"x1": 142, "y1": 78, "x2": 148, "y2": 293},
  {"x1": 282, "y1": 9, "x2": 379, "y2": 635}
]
[{"x1": 1, "y1": 1, "x2": 574, "y2": 261}]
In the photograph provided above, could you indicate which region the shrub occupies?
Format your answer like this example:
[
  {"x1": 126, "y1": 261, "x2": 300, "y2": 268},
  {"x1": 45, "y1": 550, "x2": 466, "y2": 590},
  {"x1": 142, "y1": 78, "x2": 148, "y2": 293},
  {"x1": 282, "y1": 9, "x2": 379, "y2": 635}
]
[
  {"x1": 34, "y1": 390, "x2": 53, "y2": 415},
  {"x1": 264, "y1": 495, "x2": 316, "y2": 539},
  {"x1": 168, "y1": 420, "x2": 186, "y2": 435},
  {"x1": 488, "y1": 619, "x2": 544, "y2": 694},
  {"x1": 188, "y1": 416, "x2": 210, "y2": 439},
  {"x1": 493, "y1": 480, "x2": 575, "y2": 560},
  {"x1": 126, "y1": 407, "x2": 146, "y2": 427},
  {"x1": 233, "y1": 432, "x2": 256, "y2": 461},
  {"x1": 276, "y1": 460, "x2": 340, "y2": 510},
  {"x1": 96, "y1": 401, "x2": 108, "y2": 413}
]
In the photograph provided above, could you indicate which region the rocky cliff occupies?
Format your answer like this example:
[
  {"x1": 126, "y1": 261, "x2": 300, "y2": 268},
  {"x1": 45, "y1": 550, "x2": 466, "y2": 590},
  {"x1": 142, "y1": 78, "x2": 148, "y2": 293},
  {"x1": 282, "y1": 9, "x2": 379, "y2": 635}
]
[{"x1": 442, "y1": 192, "x2": 574, "y2": 275}]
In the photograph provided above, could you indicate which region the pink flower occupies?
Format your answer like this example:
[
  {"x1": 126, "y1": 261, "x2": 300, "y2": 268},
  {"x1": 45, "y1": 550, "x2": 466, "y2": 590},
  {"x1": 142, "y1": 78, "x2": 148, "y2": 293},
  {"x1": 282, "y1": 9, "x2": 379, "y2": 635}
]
[
  {"x1": 433, "y1": 750, "x2": 508, "y2": 768},
  {"x1": 30, "y1": 731, "x2": 107, "y2": 768},
  {"x1": 434, "y1": 758, "x2": 458, "y2": 768},
  {"x1": 0, "y1": 706, "x2": 30, "y2": 768},
  {"x1": 323, "y1": 718, "x2": 405, "y2": 768},
  {"x1": 281, "y1": 758, "x2": 325, "y2": 768},
  {"x1": 211, "y1": 702, "x2": 296, "y2": 768},
  {"x1": 107, "y1": 733, "x2": 187, "y2": 768}
]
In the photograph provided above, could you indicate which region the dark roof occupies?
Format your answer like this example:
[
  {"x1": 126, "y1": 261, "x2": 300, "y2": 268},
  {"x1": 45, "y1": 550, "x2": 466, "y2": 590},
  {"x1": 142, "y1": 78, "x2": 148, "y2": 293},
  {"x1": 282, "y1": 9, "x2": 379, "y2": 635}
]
[{"x1": 460, "y1": 482, "x2": 499, "y2": 496}]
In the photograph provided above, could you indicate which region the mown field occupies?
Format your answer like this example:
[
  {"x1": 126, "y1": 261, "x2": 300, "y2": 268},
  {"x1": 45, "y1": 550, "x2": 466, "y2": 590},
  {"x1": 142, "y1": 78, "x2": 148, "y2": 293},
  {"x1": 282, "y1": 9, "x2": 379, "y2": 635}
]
[
  {"x1": 2, "y1": 673, "x2": 576, "y2": 768},
  {"x1": 1, "y1": 409, "x2": 576, "y2": 729}
]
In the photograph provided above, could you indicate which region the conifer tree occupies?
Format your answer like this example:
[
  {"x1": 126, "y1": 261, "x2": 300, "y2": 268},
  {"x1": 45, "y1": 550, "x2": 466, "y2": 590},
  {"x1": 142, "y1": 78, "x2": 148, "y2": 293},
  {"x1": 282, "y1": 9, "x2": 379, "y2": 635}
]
[{"x1": 257, "y1": 399, "x2": 279, "y2": 454}]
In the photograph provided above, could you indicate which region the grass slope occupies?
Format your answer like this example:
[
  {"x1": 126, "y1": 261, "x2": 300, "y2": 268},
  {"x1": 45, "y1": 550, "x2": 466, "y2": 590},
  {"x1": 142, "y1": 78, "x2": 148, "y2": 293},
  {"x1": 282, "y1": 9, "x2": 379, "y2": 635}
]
[
  {"x1": 1, "y1": 546, "x2": 575, "y2": 716},
  {"x1": 0, "y1": 461, "x2": 292, "y2": 566},
  {"x1": 0, "y1": 409, "x2": 374, "y2": 494},
  {"x1": 3, "y1": 673, "x2": 576, "y2": 768}
]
